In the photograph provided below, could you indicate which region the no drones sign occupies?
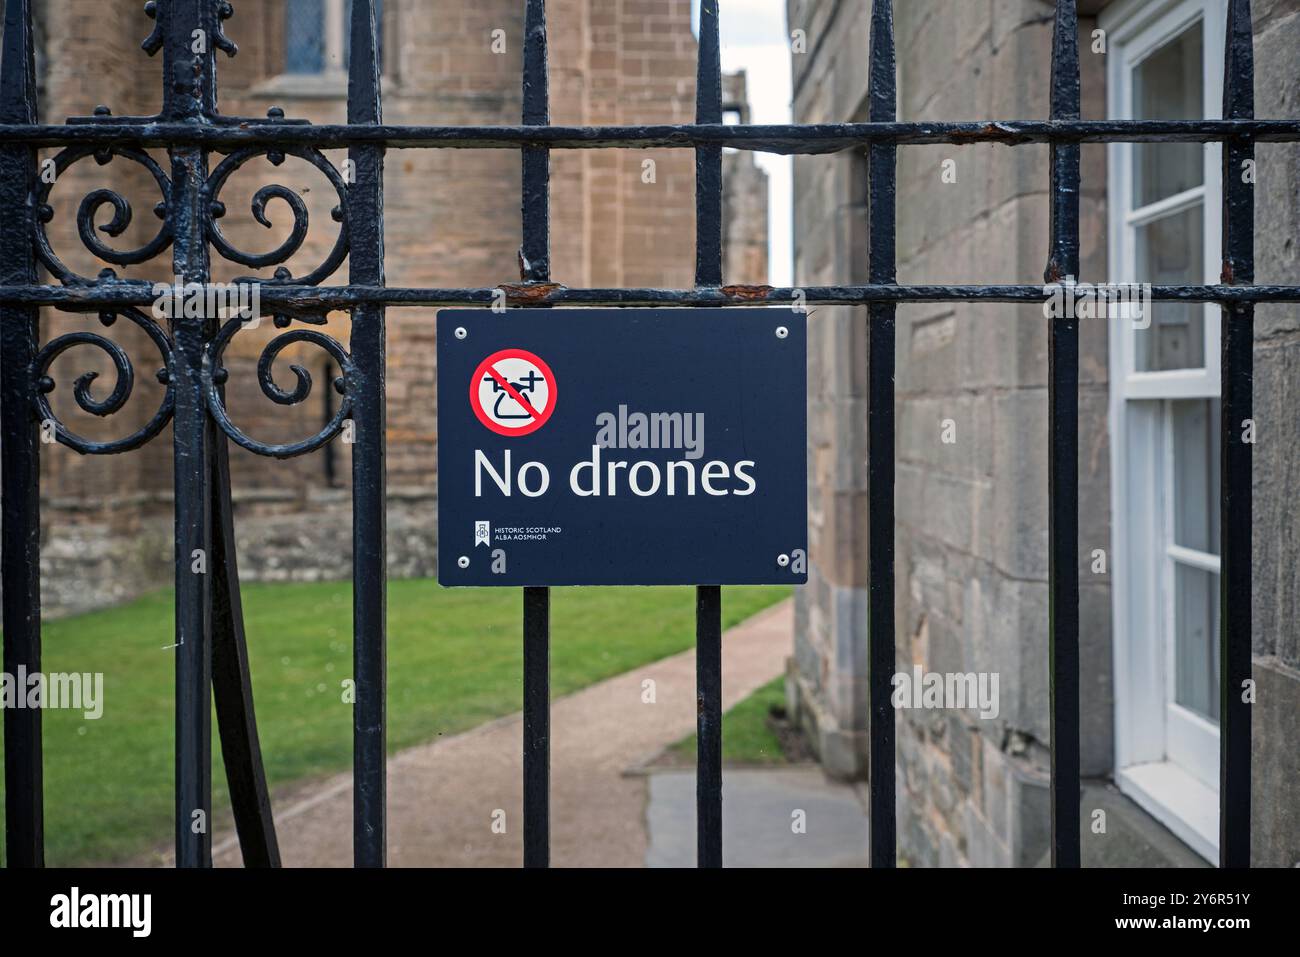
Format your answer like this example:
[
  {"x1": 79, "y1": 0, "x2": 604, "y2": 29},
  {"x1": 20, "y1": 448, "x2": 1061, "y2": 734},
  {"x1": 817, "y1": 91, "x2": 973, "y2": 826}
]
[
  {"x1": 436, "y1": 309, "x2": 808, "y2": 586},
  {"x1": 470, "y1": 348, "x2": 557, "y2": 437}
]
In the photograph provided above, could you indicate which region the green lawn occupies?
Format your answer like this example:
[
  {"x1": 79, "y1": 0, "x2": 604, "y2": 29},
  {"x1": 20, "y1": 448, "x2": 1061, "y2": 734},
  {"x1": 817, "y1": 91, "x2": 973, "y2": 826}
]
[
  {"x1": 0, "y1": 580, "x2": 789, "y2": 866},
  {"x1": 670, "y1": 675, "x2": 790, "y2": 765}
]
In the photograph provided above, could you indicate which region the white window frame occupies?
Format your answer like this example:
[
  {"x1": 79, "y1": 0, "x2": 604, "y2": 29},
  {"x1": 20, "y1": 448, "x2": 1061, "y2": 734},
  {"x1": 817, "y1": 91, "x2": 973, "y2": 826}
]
[{"x1": 1103, "y1": 0, "x2": 1225, "y2": 865}]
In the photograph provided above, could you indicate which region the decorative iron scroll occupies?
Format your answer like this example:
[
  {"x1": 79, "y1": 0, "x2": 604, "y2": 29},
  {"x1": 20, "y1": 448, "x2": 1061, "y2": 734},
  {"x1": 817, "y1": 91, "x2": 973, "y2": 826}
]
[
  {"x1": 31, "y1": 307, "x2": 175, "y2": 455},
  {"x1": 28, "y1": 0, "x2": 353, "y2": 460},
  {"x1": 204, "y1": 315, "x2": 354, "y2": 459},
  {"x1": 204, "y1": 146, "x2": 350, "y2": 287},
  {"x1": 34, "y1": 146, "x2": 173, "y2": 286}
]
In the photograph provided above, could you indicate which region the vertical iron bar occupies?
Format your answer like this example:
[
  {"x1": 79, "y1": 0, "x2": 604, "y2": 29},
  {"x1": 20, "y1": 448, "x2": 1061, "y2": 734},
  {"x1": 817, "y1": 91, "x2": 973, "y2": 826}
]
[
  {"x1": 694, "y1": 2, "x2": 723, "y2": 286},
  {"x1": 694, "y1": 0, "x2": 724, "y2": 870},
  {"x1": 164, "y1": 0, "x2": 217, "y2": 869},
  {"x1": 0, "y1": 0, "x2": 43, "y2": 868},
  {"x1": 865, "y1": 0, "x2": 897, "y2": 870},
  {"x1": 1046, "y1": 0, "x2": 1082, "y2": 869},
  {"x1": 521, "y1": 0, "x2": 551, "y2": 284},
  {"x1": 210, "y1": 443, "x2": 281, "y2": 867},
  {"x1": 522, "y1": 587, "x2": 550, "y2": 867},
  {"x1": 695, "y1": 585, "x2": 723, "y2": 867},
  {"x1": 521, "y1": 0, "x2": 551, "y2": 870},
  {"x1": 1045, "y1": 0, "x2": 1086, "y2": 868},
  {"x1": 1218, "y1": 0, "x2": 1253, "y2": 870},
  {"x1": 348, "y1": 0, "x2": 388, "y2": 868}
]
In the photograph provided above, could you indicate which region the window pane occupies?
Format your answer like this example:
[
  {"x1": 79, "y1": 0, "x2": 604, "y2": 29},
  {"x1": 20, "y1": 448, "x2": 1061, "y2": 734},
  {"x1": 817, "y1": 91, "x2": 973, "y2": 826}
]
[
  {"x1": 1172, "y1": 398, "x2": 1221, "y2": 554},
  {"x1": 1132, "y1": 20, "x2": 1204, "y2": 208},
  {"x1": 286, "y1": 0, "x2": 325, "y2": 74},
  {"x1": 1174, "y1": 562, "x2": 1220, "y2": 722},
  {"x1": 1134, "y1": 205, "x2": 1205, "y2": 370}
]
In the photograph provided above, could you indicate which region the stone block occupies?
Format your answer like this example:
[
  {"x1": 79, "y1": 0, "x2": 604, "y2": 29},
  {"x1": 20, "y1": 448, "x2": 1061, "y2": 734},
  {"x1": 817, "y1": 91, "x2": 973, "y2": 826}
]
[
  {"x1": 963, "y1": 800, "x2": 1011, "y2": 867},
  {"x1": 901, "y1": 809, "x2": 939, "y2": 868},
  {"x1": 897, "y1": 394, "x2": 995, "y2": 480},
  {"x1": 949, "y1": 715, "x2": 975, "y2": 795},
  {"x1": 937, "y1": 827, "x2": 967, "y2": 868},
  {"x1": 1252, "y1": 657, "x2": 1300, "y2": 867},
  {"x1": 1006, "y1": 755, "x2": 1051, "y2": 868},
  {"x1": 1252, "y1": 337, "x2": 1300, "y2": 663},
  {"x1": 1078, "y1": 385, "x2": 1113, "y2": 580},
  {"x1": 1080, "y1": 582, "x2": 1114, "y2": 776},
  {"x1": 898, "y1": 307, "x2": 959, "y2": 397},
  {"x1": 1254, "y1": 0, "x2": 1300, "y2": 34},
  {"x1": 788, "y1": 668, "x2": 869, "y2": 781},
  {"x1": 927, "y1": 611, "x2": 966, "y2": 680},
  {"x1": 991, "y1": 390, "x2": 1050, "y2": 581},
  {"x1": 980, "y1": 734, "x2": 1011, "y2": 843},
  {"x1": 963, "y1": 570, "x2": 1050, "y2": 743}
]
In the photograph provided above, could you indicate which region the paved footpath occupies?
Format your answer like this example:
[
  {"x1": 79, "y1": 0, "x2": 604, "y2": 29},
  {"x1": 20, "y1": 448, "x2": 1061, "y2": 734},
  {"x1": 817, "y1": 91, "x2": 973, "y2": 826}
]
[{"x1": 209, "y1": 599, "x2": 793, "y2": 867}]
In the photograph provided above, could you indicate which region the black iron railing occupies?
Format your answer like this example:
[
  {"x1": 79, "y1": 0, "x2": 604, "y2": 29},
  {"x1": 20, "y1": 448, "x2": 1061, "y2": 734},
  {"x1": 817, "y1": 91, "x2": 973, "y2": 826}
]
[{"x1": 0, "y1": 0, "x2": 1292, "y2": 869}]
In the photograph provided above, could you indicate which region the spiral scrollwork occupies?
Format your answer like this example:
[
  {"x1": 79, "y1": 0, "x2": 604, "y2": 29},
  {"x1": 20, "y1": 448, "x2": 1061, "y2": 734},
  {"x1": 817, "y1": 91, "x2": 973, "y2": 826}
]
[
  {"x1": 34, "y1": 147, "x2": 173, "y2": 285},
  {"x1": 204, "y1": 315, "x2": 354, "y2": 459},
  {"x1": 32, "y1": 308, "x2": 175, "y2": 455},
  {"x1": 203, "y1": 147, "x2": 350, "y2": 287}
]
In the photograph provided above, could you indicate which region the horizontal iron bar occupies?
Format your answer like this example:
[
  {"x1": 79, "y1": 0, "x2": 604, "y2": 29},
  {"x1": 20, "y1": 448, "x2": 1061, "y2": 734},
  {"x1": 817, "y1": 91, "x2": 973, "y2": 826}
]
[
  {"x1": 2, "y1": 283, "x2": 1299, "y2": 309},
  {"x1": 2, "y1": 119, "x2": 1299, "y2": 152}
]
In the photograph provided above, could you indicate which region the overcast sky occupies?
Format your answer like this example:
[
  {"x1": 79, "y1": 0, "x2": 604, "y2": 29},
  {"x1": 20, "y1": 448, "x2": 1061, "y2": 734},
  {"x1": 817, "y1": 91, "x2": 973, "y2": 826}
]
[{"x1": 695, "y1": 0, "x2": 794, "y2": 286}]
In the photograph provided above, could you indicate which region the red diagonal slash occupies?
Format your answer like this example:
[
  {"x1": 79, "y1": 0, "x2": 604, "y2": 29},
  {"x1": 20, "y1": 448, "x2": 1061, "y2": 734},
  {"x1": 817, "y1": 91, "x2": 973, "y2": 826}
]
[
  {"x1": 484, "y1": 363, "x2": 541, "y2": 420},
  {"x1": 469, "y1": 348, "x2": 557, "y2": 437}
]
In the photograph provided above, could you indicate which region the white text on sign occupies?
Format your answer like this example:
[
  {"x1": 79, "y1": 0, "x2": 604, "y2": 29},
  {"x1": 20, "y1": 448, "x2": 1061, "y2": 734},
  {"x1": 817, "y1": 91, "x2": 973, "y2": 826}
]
[{"x1": 474, "y1": 406, "x2": 755, "y2": 498}]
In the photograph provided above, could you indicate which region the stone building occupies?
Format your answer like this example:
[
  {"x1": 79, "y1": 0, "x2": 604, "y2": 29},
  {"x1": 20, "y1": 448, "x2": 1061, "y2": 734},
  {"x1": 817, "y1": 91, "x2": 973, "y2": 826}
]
[
  {"x1": 787, "y1": 0, "x2": 1298, "y2": 866},
  {"x1": 27, "y1": 0, "x2": 767, "y2": 614}
]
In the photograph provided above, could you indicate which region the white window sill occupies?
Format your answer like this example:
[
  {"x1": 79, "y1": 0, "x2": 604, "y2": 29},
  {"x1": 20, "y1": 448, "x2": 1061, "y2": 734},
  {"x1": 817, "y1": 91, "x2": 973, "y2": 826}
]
[{"x1": 1117, "y1": 761, "x2": 1218, "y2": 864}]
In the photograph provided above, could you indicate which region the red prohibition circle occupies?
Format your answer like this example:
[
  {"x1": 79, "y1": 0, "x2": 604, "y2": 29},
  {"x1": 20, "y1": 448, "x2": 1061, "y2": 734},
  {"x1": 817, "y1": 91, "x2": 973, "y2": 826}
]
[{"x1": 469, "y1": 348, "x2": 558, "y2": 437}]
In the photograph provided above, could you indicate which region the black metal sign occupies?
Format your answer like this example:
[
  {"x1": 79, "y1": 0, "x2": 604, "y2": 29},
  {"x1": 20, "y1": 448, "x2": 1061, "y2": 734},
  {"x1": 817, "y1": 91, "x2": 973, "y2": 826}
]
[{"x1": 437, "y1": 308, "x2": 808, "y2": 586}]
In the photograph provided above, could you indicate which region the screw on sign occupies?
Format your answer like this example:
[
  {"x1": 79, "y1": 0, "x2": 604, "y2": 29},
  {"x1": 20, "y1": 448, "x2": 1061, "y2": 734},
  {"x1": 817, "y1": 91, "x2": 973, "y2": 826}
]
[{"x1": 470, "y1": 349, "x2": 557, "y2": 437}]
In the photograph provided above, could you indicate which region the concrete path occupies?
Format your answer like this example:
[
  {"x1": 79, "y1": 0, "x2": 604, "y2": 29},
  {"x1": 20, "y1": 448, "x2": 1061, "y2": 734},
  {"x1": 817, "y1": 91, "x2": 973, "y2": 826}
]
[
  {"x1": 209, "y1": 598, "x2": 793, "y2": 867},
  {"x1": 645, "y1": 768, "x2": 869, "y2": 867}
]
